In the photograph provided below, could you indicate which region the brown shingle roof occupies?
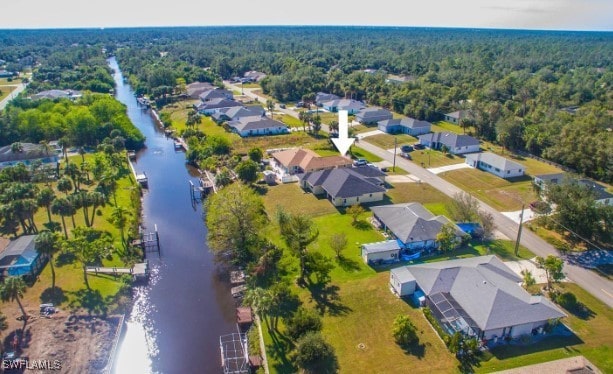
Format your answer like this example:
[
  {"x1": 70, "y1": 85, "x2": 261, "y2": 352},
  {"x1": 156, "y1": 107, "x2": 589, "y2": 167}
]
[{"x1": 272, "y1": 148, "x2": 351, "y2": 172}]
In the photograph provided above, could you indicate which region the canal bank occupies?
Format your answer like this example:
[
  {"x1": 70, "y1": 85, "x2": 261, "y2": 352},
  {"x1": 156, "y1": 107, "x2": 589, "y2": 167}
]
[{"x1": 108, "y1": 57, "x2": 237, "y2": 374}]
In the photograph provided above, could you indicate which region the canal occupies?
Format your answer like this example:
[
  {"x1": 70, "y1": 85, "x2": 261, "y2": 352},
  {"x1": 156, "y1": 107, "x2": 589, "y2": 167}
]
[{"x1": 108, "y1": 57, "x2": 237, "y2": 373}]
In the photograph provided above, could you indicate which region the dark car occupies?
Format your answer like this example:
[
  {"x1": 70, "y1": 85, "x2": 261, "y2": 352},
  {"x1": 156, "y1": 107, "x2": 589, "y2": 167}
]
[
  {"x1": 400, "y1": 152, "x2": 412, "y2": 159},
  {"x1": 400, "y1": 145, "x2": 414, "y2": 153},
  {"x1": 413, "y1": 143, "x2": 425, "y2": 150}
]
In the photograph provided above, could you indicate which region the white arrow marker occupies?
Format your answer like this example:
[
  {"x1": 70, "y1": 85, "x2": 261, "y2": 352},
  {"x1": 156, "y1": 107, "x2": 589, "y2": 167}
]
[{"x1": 331, "y1": 110, "x2": 355, "y2": 156}]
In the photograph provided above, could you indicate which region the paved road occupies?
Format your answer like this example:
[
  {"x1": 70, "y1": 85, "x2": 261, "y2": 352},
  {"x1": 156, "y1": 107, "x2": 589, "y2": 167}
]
[
  {"x1": 0, "y1": 82, "x2": 27, "y2": 110},
  {"x1": 358, "y1": 141, "x2": 613, "y2": 308},
  {"x1": 223, "y1": 82, "x2": 613, "y2": 307}
]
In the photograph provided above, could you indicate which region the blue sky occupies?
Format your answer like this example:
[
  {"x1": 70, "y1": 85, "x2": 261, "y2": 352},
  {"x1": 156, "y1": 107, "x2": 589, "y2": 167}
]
[{"x1": 1, "y1": 0, "x2": 611, "y2": 30}]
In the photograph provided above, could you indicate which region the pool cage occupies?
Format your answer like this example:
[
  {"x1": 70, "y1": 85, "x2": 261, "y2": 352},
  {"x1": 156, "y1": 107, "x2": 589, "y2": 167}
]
[
  {"x1": 427, "y1": 292, "x2": 479, "y2": 337},
  {"x1": 220, "y1": 333, "x2": 249, "y2": 374}
]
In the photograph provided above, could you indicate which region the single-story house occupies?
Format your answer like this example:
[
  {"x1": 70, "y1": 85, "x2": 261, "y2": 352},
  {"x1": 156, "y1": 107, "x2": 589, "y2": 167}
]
[
  {"x1": 378, "y1": 117, "x2": 432, "y2": 136},
  {"x1": 227, "y1": 116, "x2": 289, "y2": 137},
  {"x1": 243, "y1": 71, "x2": 267, "y2": 82},
  {"x1": 211, "y1": 105, "x2": 265, "y2": 123},
  {"x1": 299, "y1": 166, "x2": 386, "y2": 207},
  {"x1": 321, "y1": 99, "x2": 365, "y2": 114},
  {"x1": 465, "y1": 152, "x2": 525, "y2": 179},
  {"x1": 0, "y1": 143, "x2": 60, "y2": 169},
  {"x1": 355, "y1": 108, "x2": 393, "y2": 125},
  {"x1": 31, "y1": 89, "x2": 82, "y2": 101},
  {"x1": 371, "y1": 203, "x2": 465, "y2": 250},
  {"x1": 533, "y1": 173, "x2": 613, "y2": 205},
  {"x1": 361, "y1": 240, "x2": 401, "y2": 264},
  {"x1": 0, "y1": 235, "x2": 47, "y2": 277},
  {"x1": 389, "y1": 255, "x2": 566, "y2": 340},
  {"x1": 271, "y1": 148, "x2": 352, "y2": 175},
  {"x1": 418, "y1": 132, "x2": 480, "y2": 155},
  {"x1": 0, "y1": 70, "x2": 16, "y2": 78},
  {"x1": 186, "y1": 81, "x2": 215, "y2": 99},
  {"x1": 198, "y1": 88, "x2": 234, "y2": 102},
  {"x1": 196, "y1": 98, "x2": 243, "y2": 115},
  {"x1": 315, "y1": 92, "x2": 340, "y2": 106},
  {"x1": 444, "y1": 110, "x2": 471, "y2": 124}
]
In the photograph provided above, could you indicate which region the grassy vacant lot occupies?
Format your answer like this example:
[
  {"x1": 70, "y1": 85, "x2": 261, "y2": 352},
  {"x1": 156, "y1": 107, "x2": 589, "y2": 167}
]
[
  {"x1": 0, "y1": 85, "x2": 17, "y2": 101},
  {"x1": 260, "y1": 183, "x2": 338, "y2": 218},
  {"x1": 279, "y1": 114, "x2": 302, "y2": 128},
  {"x1": 431, "y1": 121, "x2": 465, "y2": 134},
  {"x1": 412, "y1": 149, "x2": 465, "y2": 168},
  {"x1": 366, "y1": 133, "x2": 417, "y2": 150},
  {"x1": 385, "y1": 182, "x2": 454, "y2": 216},
  {"x1": 476, "y1": 283, "x2": 613, "y2": 373},
  {"x1": 440, "y1": 168, "x2": 537, "y2": 211}
]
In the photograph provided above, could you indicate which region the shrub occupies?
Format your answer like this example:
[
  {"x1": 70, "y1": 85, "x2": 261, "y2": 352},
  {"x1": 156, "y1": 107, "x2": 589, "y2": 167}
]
[
  {"x1": 285, "y1": 307, "x2": 322, "y2": 340},
  {"x1": 556, "y1": 292, "x2": 577, "y2": 309},
  {"x1": 293, "y1": 332, "x2": 338, "y2": 374},
  {"x1": 423, "y1": 307, "x2": 448, "y2": 340},
  {"x1": 392, "y1": 315, "x2": 419, "y2": 347}
]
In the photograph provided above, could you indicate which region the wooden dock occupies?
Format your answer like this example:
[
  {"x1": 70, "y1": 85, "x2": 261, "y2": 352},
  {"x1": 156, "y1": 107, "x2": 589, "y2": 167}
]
[{"x1": 87, "y1": 262, "x2": 149, "y2": 279}]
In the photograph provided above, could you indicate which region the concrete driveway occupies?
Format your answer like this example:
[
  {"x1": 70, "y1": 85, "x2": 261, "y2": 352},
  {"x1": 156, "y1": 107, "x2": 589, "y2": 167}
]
[{"x1": 427, "y1": 163, "x2": 471, "y2": 175}]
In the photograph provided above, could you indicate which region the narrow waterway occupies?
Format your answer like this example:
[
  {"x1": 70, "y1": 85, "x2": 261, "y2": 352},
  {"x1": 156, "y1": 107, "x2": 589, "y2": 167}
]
[{"x1": 108, "y1": 57, "x2": 237, "y2": 373}]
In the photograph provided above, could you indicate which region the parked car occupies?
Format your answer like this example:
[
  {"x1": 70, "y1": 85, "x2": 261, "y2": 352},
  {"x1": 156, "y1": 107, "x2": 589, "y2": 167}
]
[
  {"x1": 400, "y1": 152, "x2": 412, "y2": 159},
  {"x1": 400, "y1": 145, "x2": 414, "y2": 153},
  {"x1": 353, "y1": 158, "x2": 368, "y2": 166},
  {"x1": 413, "y1": 143, "x2": 425, "y2": 150}
]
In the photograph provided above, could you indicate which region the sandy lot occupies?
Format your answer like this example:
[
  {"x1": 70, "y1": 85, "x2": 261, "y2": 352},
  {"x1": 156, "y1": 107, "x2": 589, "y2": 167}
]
[{"x1": 2, "y1": 305, "x2": 121, "y2": 373}]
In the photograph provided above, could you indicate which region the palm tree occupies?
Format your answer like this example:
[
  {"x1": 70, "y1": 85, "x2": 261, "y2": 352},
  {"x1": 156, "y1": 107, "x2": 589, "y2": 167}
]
[
  {"x1": 64, "y1": 162, "x2": 82, "y2": 192},
  {"x1": 65, "y1": 227, "x2": 114, "y2": 290},
  {"x1": 57, "y1": 177, "x2": 73, "y2": 196},
  {"x1": 58, "y1": 137, "x2": 70, "y2": 162},
  {"x1": 35, "y1": 231, "x2": 61, "y2": 291},
  {"x1": 10, "y1": 142, "x2": 23, "y2": 154},
  {"x1": 78, "y1": 147, "x2": 86, "y2": 164},
  {"x1": 37, "y1": 187, "x2": 56, "y2": 224},
  {"x1": 0, "y1": 276, "x2": 28, "y2": 321},
  {"x1": 266, "y1": 99, "x2": 275, "y2": 120},
  {"x1": 87, "y1": 191, "x2": 105, "y2": 227},
  {"x1": 51, "y1": 197, "x2": 74, "y2": 239},
  {"x1": 277, "y1": 211, "x2": 319, "y2": 285},
  {"x1": 243, "y1": 287, "x2": 273, "y2": 328},
  {"x1": 109, "y1": 206, "x2": 129, "y2": 249}
]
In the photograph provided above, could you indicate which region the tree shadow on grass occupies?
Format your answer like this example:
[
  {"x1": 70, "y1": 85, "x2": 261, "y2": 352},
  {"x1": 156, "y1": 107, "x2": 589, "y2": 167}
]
[
  {"x1": 268, "y1": 328, "x2": 296, "y2": 374},
  {"x1": 40, "y1": 287, "x2": 68, "y2": 306},
  {"x1": 336, "y1": 256, "x2": 361, "y2": 272},
  {"x1": 55, "y1": 251, "x2": 76, "y2": 266},
  {"x1": 401, "y1": 341, "x2": 426, "y2": 359},
  {"x1": 488, "y1": 332, "x2": 583, "y2": 361},
  {"x1": 564, "y1": 301, "x2": 596, "y2": 320},
  {"x1": 352, "y1": 220, "x2": 372, "y2": 231},
  {"x1": 70, "y1": 289, "x2": 108, "y2": 317},
  {"x1": 3, "y1": 322, "x2": 32, "y2": 354},
  {"x1": 307, "y1": 282, "x2": 352, "y2": 316}
]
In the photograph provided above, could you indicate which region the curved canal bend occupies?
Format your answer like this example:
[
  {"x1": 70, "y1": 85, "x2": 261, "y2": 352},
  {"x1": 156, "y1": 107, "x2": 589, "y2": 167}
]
[{"x1": 109, "y1": 57, "x2": 237, "y2": 373}]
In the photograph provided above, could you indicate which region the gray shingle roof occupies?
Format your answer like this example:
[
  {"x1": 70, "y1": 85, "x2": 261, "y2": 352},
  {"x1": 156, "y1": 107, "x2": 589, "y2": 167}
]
[
  {"x1": 356, "y1": 107, "x2": 393, "y2": 120},
  {"x1": 197, "y1": 98, "x2": 243, "y2": 111},
  {"x1": 316, "y1": 92, "x2": 340, "y2": 104},
  {"x1": 379, "y1": 117, "x2": 432, "y2": 129},
  {"x1": 371, "y1": 203, "x2": 464, "y2": 243},
  {"x1": 418, "y1": 132, "x2": 479, "y2": 148},
  {"x1": 405, "y1": 256, "x2": 566, "y2": 331},
  {"x1": 465, "y1": 152, "x2": 523, "y2": 171},
  {"x1": 300, "y1": 166, "x2": 386, "y2": 199},
  {"x1": 198, "y1": 89, "x2": 233, "y2": 101},
  {"x1": 322, "y1": 99, "x2": 365, "y2": 111},
  {"x1": 212, "y1": 105, "x2": 264, "y2": 121},
  {"x1": 390, "y1": 266, "x2": 416, "y2": 283},
  {"x1": 228, "y1": 117, "x2": 287, "y2": 132},
  {"x1": 0, "y1": 235, "x2": 38, "y2": 268}
]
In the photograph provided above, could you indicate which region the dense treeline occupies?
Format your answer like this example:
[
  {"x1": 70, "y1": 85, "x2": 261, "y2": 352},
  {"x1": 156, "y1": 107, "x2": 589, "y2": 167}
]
[
  {"x1": 0, "y1": 27, "x2": 611, "y2": 181},
  {"x1": 0, "y1": 94, "x2": 145, "y2": 149}
]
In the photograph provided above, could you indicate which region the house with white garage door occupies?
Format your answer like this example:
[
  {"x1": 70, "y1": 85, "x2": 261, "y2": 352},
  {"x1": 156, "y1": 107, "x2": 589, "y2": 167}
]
[{"x1": 465, "y1": 152, "x2": 525, "y2": 179}]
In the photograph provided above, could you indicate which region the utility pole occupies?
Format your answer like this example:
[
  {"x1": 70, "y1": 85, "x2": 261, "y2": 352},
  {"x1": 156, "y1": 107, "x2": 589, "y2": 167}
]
[
  {"x1": 392, "y1": 137, "x2": 397, "y2": 172},
  {"x1": 514, "y1": 203, "x2": 525, "y2": 256}
]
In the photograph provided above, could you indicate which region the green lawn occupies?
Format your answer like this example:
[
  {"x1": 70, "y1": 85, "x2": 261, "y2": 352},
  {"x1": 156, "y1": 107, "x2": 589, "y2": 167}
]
[
  {"x1": 366, "y1": 133, "x2": 418, "y2": 150},
  {"x1": 279, "y1": 114, "x2": 302, "y2": 128},
  {"x1": 431, "y1": 121, "x2": 466, "y2": 134},
  {"x1": 440, "y1": 168, "x2": 537, "y2": 211},
  {"x1": 260, "y1": 184, "x2": 338, "y2": 218},
  {"x1": 410, "y1": 149, "x2": 465, "y2": 168},
  {"x1": 351, "y1": 146, "x2": 383, "y2": 162},
  {"x1": 386, "y1": 182, "x2": 453, "y2": 211},
  {"x1": 476, "y1": 283, "x2": 613, "y2": 373}
]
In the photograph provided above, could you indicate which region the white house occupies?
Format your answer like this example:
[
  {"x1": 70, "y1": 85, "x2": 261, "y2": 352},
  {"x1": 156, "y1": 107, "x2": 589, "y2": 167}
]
[
  {"x1": 465, "y1": 152, "x2": 525, "y2": 179},
  {"x1": 390, "y1": 256, "x2": 566, "y2": 340},
  {"x1": 321, "y1": 99, "x2": 365, "y2": 114},
  {"x1": 378, "y1": 117, "x2": 432, "y2": 136},
  {"x1": 227, "y1": 116, "x2": 289, "y2": 137},
  {"x1": 444, "y1": 110, "x2": 471, "y2": 124},
  {"x1": 355, "y1": 107, "x2": 393, "y2": 125},
  {"x1": 196, "y1": 98, "x2": 243, "y2": 115}
]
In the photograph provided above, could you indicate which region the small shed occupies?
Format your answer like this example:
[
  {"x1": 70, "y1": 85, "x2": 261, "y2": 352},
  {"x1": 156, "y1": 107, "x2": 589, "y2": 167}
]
[
  {"x1": 390, "y1": 267, "x2": 416, "y2": 297},
  {"x1": 262, "y1": 170, "x2": 276, "y2": 185},
  {"x1": 361, "y1": 240, "x2": 401, "y2": 265}
]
